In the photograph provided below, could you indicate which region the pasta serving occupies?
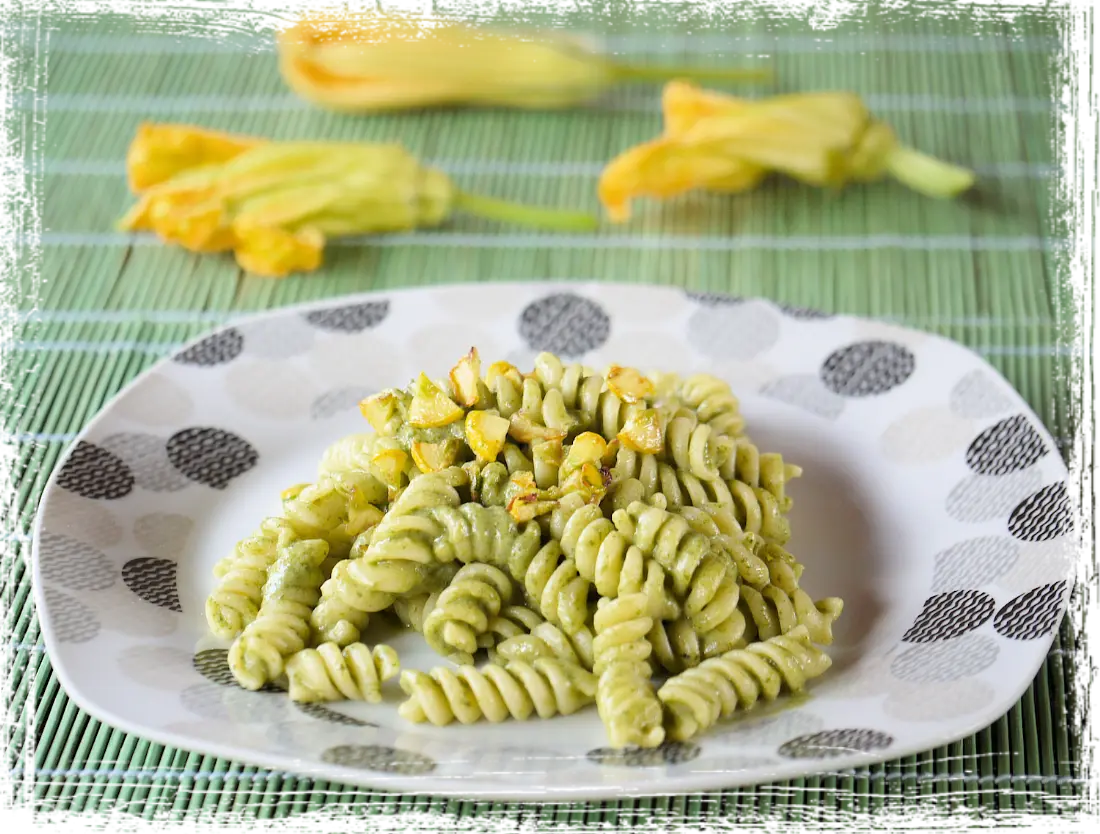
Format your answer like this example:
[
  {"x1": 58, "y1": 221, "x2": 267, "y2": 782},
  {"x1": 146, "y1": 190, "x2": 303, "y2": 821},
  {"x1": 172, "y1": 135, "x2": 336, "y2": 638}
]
[{"x1": 209, "y1": 347, "x2": 843, "y2": 749}]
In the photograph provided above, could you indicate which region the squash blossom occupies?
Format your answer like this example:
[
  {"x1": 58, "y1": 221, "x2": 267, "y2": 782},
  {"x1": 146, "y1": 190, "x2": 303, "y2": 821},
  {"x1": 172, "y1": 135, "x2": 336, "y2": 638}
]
[
  {"x1": 116, "y1": 123, "x2": 599, "y2": 277},
  {"x1": 599, "y1": 81, "x2": 976, "y2": 222},
  {"x1": 276, "y1": 14, "x2": 769, "y2": 113}
]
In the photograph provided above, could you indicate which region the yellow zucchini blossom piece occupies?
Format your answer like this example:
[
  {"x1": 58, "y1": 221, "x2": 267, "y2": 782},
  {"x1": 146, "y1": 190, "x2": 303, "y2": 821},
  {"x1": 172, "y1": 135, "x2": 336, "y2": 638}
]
[
  {"x1": 276, "y1": 13, "x2": 768, "y2": 113},
  {"x1": 599, "y1": 82, "x2": 975, "y2": 222},
  {"x1": 118, "y1": 125, "x2": 599, "y2": 277}
]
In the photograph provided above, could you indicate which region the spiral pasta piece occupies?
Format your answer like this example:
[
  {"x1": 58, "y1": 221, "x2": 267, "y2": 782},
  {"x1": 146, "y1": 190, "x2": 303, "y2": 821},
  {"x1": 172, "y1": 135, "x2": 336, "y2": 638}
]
[
  {"x1": 719, "y1": 436, "x2": 802, "y2": 512},
  {"x1": 478, "y1": 605, "x2": 546, "y2": 650},
  {"x1": 648, "y1": 616, "x2": 703, "y2": 674},
  {"x1": 593, "y1": 594, "x2": 664, "y2": 748},
  {"x1": 285, "y1": 642, "x2": 400, "y2": 703},
  {"x1": 311, "y1": 472, "x2": 463, "y2": 640},
  {"x1": 317, "y1": 432, "x2": 379, "y2": 476},
  {"x1": 398, "y1": 658, "x2": 598, "y2": 726},
  {"x1": 664, "y1": 413, "x2": 727, "y2": 481},
  {"x1": 729, "y1": 480, "x2": 792, "y2": 545},
  {"x1": 551, "y1": 494, "x2": 680, "y2": 620},
  {"x1": 658, "y1": 626, "x2": 832, "y2": 741},
  {"x1": 229, "y1": 539, "x2": 329, "y2": 690},
  {"x1": 512, "y1": 538, "x2": 592, "y2": 635},
  {"x1": 738, "y1": 582, "x2": 844, "y2": 645},
  {"x1": 678, "y1": 505, "x2": 770, "y2": 589},
  {"x1": 677, "y1": 374, "x2": 746, "y2": 438},
  {"x1": 613, "y1": 501, "x2": 744, "y2": 638},
  {"x1": 493, "y1": 620, "x2": 596, "y2": 671},
  {"x1": 206, "y1": 517, "x2": 298, "y2": 639},
  {"x1": 423, "y1": 563, "x2": 516, "y2": 664},
  {"x1": 611, "y1": 447, "x2": 736, "y2": 512},
  {"x1": 282, "y1": 470, "x2": 388, "y2": 557}
]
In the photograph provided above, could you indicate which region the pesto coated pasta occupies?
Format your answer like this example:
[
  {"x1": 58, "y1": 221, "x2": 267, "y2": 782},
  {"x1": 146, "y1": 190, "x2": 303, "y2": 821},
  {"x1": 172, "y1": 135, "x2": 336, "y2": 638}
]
[{"x1": 204, "y1": 346, "x2": 841, "y2": 747}]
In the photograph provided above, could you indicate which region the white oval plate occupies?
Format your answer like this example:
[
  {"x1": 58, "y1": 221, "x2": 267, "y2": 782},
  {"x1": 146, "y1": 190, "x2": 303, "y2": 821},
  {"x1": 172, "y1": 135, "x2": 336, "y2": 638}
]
[{"x1": 32, "y1": 282, "x2": 1075, "y2": 800}]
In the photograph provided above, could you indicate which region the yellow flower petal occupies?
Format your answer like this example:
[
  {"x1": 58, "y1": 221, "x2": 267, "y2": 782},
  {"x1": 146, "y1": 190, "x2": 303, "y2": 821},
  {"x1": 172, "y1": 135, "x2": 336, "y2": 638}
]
[
  {"x1": 598, "y1": 136, "x2": 764, "y2": 222},
  {"x1": 231, "y1": 222, "x2": 325, "y2": 277},
  {"x1": 126, "y1": 122, "x2": 262, "y2": 193},
  {"x1": 662, "y1": 81, "x2": 751, "y2": 137}
]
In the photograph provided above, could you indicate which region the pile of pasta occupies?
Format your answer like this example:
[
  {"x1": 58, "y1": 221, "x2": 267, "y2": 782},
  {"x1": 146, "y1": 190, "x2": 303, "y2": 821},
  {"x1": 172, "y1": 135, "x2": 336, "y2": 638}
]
[{"x1": 205, "y1": 349, "x2": 843, "y2": 747}]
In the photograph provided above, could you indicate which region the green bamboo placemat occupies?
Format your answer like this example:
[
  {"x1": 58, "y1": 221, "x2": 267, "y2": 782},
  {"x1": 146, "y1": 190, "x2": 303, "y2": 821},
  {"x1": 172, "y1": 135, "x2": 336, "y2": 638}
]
[{"x1": 3, "y1": 2, "x2": 1086, "y2": 827}]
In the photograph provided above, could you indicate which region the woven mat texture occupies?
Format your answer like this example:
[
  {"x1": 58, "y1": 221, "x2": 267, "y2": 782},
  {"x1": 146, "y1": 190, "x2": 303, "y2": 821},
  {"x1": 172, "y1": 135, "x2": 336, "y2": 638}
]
[{"x1": 2, "y1": 0, "x2": 1100, "y2": 831}]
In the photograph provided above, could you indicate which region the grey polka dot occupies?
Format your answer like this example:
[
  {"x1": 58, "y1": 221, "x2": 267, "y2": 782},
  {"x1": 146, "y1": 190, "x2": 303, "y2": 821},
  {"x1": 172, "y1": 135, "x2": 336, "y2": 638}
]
[
  {"x1": 778, "y1": 728, "x2": 894, "y2": 759},
  {"x1": 174, "y1": 328, "x2": 243, "y2": 367},
  {"x1": 1009, "y1": 483, "x2": 1074, "y2": 542},
  {"x1": 303, "y1": 301, "x2": 391, "y2": 333},
  {"x1": 100, "y1": 433, "x2": 190, "y2": 493},
  {"x1": 931, "y1": 537, "x2": 1020, "y2": 592},
  {"x1": 167, "y1": 427, "x2": 258, "y2": 490},
  {"x1": 586, "y1": 742, "x2": 701, "y2": 767},
  {"x1": 686, "y1": 302, "x2": 780, "y2": 360},
  {"x1": 237, "y1": 316, "x2": 316, "y2": 360},
  {"x1": 820, "y1": 341, "x2": 915, "y2": 397},
  {"x1": 890, "y1": 635, "x2": 999, "y2": 683},
  {"x1": 56, "y1": 441, "x2": 134, "y2": 500},
  {"x1": 133, "y1": 513, "x2": 194, "y2": 561},
  {"x1": 993, "y1": 582, "x2": 1068, "y2": 640},
  {"x1": 42, "y1": 588, "x2": 100, "y2": 643},
  {"x1": 455, "y1": 748, "x2": 576, "y2": 778},
  {"x1": 38, "y1": 532, "x2": 116, "y2": 591},
  {"x1": 310, "y1": 386, "x2": 374, "y2": 421},
  {"x1": 950, "y1": 370, "x2": 1014, "y2": 419},
  {"x1": 117, "y1": 645, "x2": 198, "y2": 691},
  {"x1": 180, "y1": 683, "x2": 286, "y2": 723},
  {"x1": 97, "y1": 585, "x2": 179, "y2": 638},
  {"x1": 321, "y1": 744, "x2": 436, "y2": 775},
  {"x1": 901, "y1": 591, "x2": 996, "y2": 643},
  {"x1": 945, "y1": 469, "x2": 1043, "y2": 523},
  {"x1": 518, "y1": 293, "x2": 611, "y2": 356},
  {"x1": 39, "y1": 492, "x2": 124, "y2": 548},
  {"x1": 122, "y1": 558, "x2": 181, "y2": 611},
  {"x1": 294, "y1": 702, "x2": 376, "y2": 726},
  {"x1": 967, "y1": 415, "x2": 1048, "y2": 476},
  {"x1": 760, "y1": 374, "x2": 846, "y2": 419}
]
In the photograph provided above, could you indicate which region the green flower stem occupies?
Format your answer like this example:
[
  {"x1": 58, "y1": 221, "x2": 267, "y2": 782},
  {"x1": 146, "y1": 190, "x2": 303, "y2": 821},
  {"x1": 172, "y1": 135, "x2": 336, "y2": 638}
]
[
  {"x1": 885, "y1": 145, "x2": 976, "y2": 199},
  {"x1": 455, "y1": 190, "x2": 599, "y2": 232},
  {"x1": 611, "y1": 62, "x2": 773, "y2": 86}
]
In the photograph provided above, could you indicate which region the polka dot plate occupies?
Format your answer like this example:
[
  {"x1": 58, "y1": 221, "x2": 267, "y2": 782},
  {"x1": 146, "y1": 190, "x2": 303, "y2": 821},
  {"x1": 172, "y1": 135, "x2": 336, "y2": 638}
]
[{"x1": 32, "y1": 282, "x2": 1076, "y2": 799}]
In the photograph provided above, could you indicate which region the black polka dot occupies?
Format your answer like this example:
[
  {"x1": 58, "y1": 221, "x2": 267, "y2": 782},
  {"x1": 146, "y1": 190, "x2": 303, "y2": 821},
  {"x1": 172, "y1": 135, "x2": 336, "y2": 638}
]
[
  {"x1": 192, "y1": 649, "x2": 280, "y2": 691},
  {"x1": 518, "y1": 293, "x2": 610, "y2": 356},
  {"x1": 777, "y1": 303, "x2": 834, "y2": 320},
  {"x1": 321, "y1": 744, "x2": 435, "y2": 775},
  {"x1": 586, "y1": 742, "x2": 700, "y2": 768},
  {"x1": 778, "y1": 729, "x2": 894, "y2": 759},
  {"x1": 993, "y1": 582, "x2": 1068, "y2": 640},
  {"x1": 121, "y1": 558, "x2": 181, "y2": 611},
  {"x1": 1008, "y1": 483, "x2": 1073, "y2": 542},
  {"x1": 901, "y1": 591, "x2": 996, "y2": 643},
  {"x1": 820, "y1": 341, "x2": 915, "y2": 397},
  {"x1": 966, "y1": 415, "x2": 1048, "y2": 476},
  {"x1": 303, "y1": 301, "x2": 390, "y2": 333},
  {"x1": 38, "y1": 533, "x2": 116, "y2": 591},
  {"x1": 686, "y1": 291, "x2": 744, "y2": 306},
  {"x1": 174, "y1": 328, "x2": 244, "y2": 367},
  {"x1": 56, "y1": 442, "x2": 134, "y2": 500},
  {"x1": 166, "y1": 427, "x2": 258, "y2": 490},
  {"x1": 294, "y1": 702, "x2": 376, "y2": 726}
]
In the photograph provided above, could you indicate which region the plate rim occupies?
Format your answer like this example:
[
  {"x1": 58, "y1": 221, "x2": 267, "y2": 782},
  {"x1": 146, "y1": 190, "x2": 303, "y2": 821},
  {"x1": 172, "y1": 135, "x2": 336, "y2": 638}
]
[{"x1": 30, "y1": 281, "x2": 1076, "y2": 799}]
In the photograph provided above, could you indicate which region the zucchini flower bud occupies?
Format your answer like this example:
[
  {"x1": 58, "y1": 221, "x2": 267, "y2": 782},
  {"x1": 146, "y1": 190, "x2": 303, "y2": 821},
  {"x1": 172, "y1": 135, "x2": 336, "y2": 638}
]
[
  {"x1": 117, "y1": 125, "x2": 598, "y2": 277},
  {"x1": 276, "y1": 13, "x2": 769, "y2": 113},
  {"x1": 599, "y1": 82, "x2": 976, "y2": 221}
]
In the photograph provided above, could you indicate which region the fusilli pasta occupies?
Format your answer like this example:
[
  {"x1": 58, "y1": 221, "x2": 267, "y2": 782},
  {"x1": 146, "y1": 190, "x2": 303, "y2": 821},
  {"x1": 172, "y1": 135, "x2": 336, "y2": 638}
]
[{"x1": 286, "y1": 642, "x2": 400, "y2": 703}]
